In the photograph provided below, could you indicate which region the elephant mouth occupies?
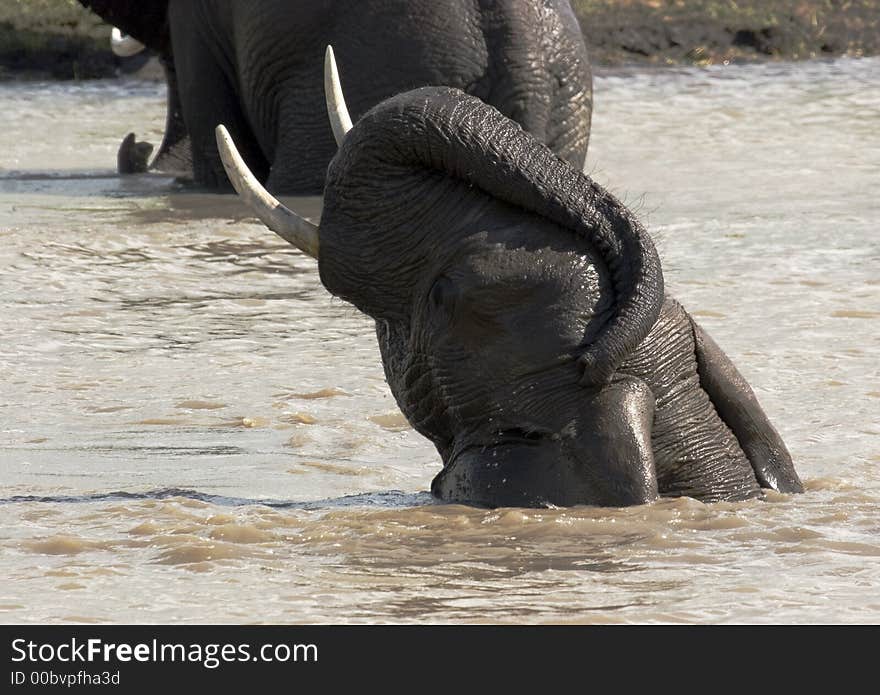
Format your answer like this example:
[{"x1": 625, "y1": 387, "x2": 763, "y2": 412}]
[
  {"x1": 442, "y1": 427, "x2": 558, "y2": 475},
  {"x1": 433, "y1": 432, "x2": 577, "y2": 508},
  {"x1": 489, "y1": 428, "x2": 553, "y2": 447}
]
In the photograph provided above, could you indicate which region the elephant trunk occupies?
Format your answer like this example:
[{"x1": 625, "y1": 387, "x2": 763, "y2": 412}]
[{"x1": 322, "y1": 87, "x2": 664, "y2": 384}]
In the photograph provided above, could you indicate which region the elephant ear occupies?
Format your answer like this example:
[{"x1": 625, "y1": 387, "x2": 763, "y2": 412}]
[
  {"x1": 320, "y1": 87, "x2": 664, "y2": 385},
  {"x1": 77, "y1": 0, "x2": 171, "y2": 54}
]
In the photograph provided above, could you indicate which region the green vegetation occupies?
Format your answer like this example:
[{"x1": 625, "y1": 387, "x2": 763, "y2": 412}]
[
  {"x1": 0, "y1": 0, "x2": 111, "y2": 78},
  {"x1": 1, "y1": 0, "x2": 878, "y2": 79}
]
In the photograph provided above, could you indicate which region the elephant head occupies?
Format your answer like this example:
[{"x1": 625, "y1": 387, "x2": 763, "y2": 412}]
[
  {"x1": 78, "y1": 0, "x2": 170, "y2": 54},
  {"x1": 215, "y1": 53, "x2": 671, "y2": 507}
]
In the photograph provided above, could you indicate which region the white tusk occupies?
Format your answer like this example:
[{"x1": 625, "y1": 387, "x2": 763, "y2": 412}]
[
  {"x1": 324, "y1": 45, "x2": 353, "y2": 147},
  {"x1": 111, "y1": 27, "x2": 146, "y2": 57},
  {"x1": 215, "y1": 125, "x2": 320, "y2": 260}
]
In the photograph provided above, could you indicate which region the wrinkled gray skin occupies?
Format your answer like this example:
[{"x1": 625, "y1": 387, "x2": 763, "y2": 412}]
[
  {"x1": 232, "y1": 86, "x2": 803, "y2": 508},
  {"x1": 78, "y1": 0, "x2": 592, "y2": 194}
]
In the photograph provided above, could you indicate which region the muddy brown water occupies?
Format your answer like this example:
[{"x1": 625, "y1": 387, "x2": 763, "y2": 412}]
[{"x1": 1, "y1": 58, "x2": 878, "y2": 623}]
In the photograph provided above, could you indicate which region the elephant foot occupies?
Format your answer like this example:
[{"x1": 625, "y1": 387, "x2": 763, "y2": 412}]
[{"x1": 117, "y1": 132, "x2": 154, "y2": 174}]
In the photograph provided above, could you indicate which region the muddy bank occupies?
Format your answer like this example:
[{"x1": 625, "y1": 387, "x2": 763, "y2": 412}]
[
  {"x1": 1, "y1": 0, "x2": 878, "y2": 79},
  {"x1": 575, "y1": 0, "x2": 880, "y2": 66},
  {"x1": 0, "y1": 0, "x2": 110, "y2": 79}
]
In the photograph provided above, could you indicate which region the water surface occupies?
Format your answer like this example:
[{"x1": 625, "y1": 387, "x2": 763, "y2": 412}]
[{"x1": 1, "y1": 59, "x2": 878, "y2": 623}]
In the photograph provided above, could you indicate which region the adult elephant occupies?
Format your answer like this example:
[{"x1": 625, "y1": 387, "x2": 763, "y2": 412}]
[
  {"x1": 78, "y1": 0, "x2": 593, "y2": 194},
  {"x1": 213, "y1": 75, "x2": 804, "y2": 507}
]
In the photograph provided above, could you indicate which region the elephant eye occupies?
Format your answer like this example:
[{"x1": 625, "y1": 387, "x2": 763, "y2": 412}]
[{"x1": 428, "y1": 276, "x2": 456, "y2": 314}]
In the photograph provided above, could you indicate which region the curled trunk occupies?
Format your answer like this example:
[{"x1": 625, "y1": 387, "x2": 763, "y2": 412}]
[{"x1": 321, "y1": 87, "x2": 664, "y2": 383}]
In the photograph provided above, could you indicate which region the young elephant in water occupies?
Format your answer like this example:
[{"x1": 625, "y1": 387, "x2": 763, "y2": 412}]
[{"x1": 215, "y1": 66, "x2": 803, "y2": 508}]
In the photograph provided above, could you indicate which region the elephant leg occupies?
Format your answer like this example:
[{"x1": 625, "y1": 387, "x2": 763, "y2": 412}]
[
  {"x1": 690, "y1": 318, "x2": 804, "y2": 493},
  {"x1": 148, "y1": 56, "x2": 193, "y2": 176},
  {"x1": 264, "y1": 95, "x2": 336, "y2": 195},
  {"x1": 168, "y1": 4, "x2": 268, "y2": 189}
]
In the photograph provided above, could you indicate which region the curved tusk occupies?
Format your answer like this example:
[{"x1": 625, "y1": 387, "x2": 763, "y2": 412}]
[
  {"x1": 324, "y1": 45, "x2": 353, "y2": 146},
  {"x1": 215, "y1": 125, "x2": 320, "y2": 259},
  {"x1": 111, "y1": 27, "x2": 146, "y2": 57}
]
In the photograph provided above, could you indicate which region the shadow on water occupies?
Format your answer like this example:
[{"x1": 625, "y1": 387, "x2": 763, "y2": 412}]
[
  {"x1": 170, "y1": 238, "x2": 318, "y2": 279},
  {"x1": 0, "y1": 170, "x2": 176, "y2": 198},
  {"x1": 0, "y1": 487, "x2": 435, "y2": 510},
  {"x1": 3, "y1": 169, "x2": 323, "y2": 277},
  {"x1": 1, "y1": 171, "x2": 124, "y2": 181},
  {"x1": 1, "y1": 170, "x2": 323, "y2": 224}
]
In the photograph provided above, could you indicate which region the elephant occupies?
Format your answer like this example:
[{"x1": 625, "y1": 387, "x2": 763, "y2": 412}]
[
  {"x1": 77, "y1": 0, "x2": 593, "y2": 195},
  {"x1": 212, "y1": 59, "x2": 804, "y2": 508}
]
